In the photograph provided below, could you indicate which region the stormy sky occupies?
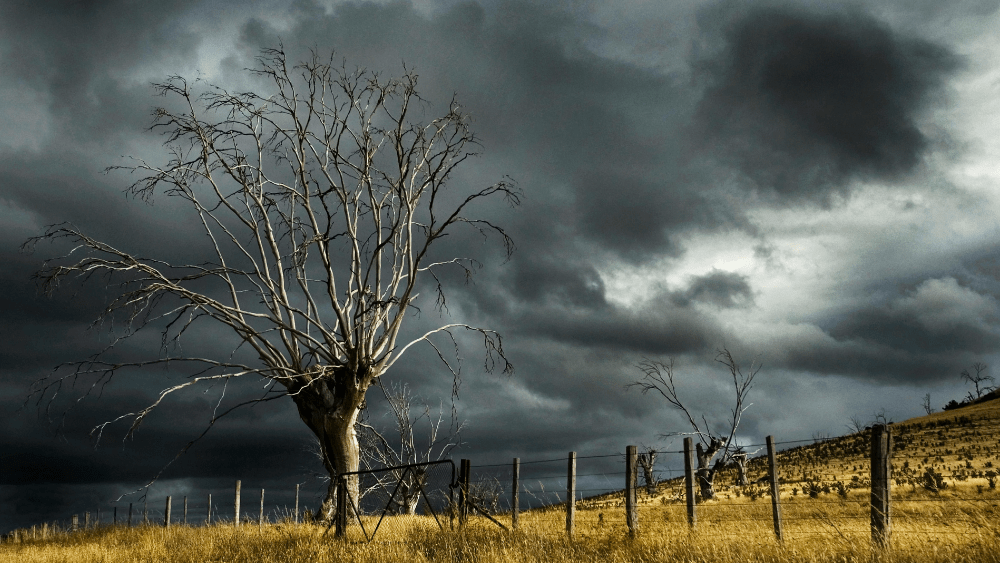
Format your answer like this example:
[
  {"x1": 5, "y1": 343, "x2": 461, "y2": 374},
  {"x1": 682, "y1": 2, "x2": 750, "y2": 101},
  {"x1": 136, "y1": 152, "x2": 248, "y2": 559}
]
[{"x1": 3, "y1": 0, "x2": 1000, "y2": 532}]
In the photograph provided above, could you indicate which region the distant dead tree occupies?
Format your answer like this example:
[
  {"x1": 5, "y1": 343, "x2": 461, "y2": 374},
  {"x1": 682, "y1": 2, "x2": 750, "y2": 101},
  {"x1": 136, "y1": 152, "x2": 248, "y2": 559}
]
[
  {"x1": 23, "y1": 47, "x2": 517, "y2": 520},
  {"x1": 961, "y1": 363, "x2": 994, "y2": 402},
  {"x1": 922, "y1": 393, "x2": 935, "y2": 415},
  {"x1": 358, "y1": 383, "x2": 463, "y2": 515},
  {"x1": 636, "y1": 446, "x2": 658, "y2": 495},
  {"x1": 629, "y1": 348, "x2": 759, "y2": 500},
  {"x1": 846, "y1": 415, "x2": 866, "y2": 434}
]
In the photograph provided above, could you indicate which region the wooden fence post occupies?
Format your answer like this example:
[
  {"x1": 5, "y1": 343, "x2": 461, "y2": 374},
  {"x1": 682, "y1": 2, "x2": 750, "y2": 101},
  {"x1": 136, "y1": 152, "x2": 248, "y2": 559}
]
[
  {"x1": 71, "y1": 515, "x2": 79, "y2": 532},
  {"x1": 871, "y1": 424, "x2": 892, "y2": 549},
  {"x1": 294, "y1": 484, "x2": 300, "y2": 524},
  {"x1": 113, "y1": 507, "x2": 117, "y2": 526},
  {"x1": 259, "y1": 489, "x2": 265, "y2": 527},
  {"x1": 626, "y1": 445, "x2": 638, "y2": 537},
  {"x1": 512, "y1": 458, "x2": 520, "y2": 530},
  {"x1": 766, "y1": 436, "x2": 783, "y2": 542},
  {"x1": 234, "y1": 480, "x2": 241, "y2": 526},
  {"x1": 335, "y1": 477, "x2": 347, "y2": 538},
  {"x1": 164, "y1": 496, "x2": 172, "y2": 528},
  {"x1": 567, "y1": 451, "x2": 576, "y2": 537},
  {"x1": 207, "y1": 493, "x2": 212, "y2": 525},
  {"x1": 128, "y1": 503, "x2": 133, "y2": 527},
  {"x1": 183, "y1": 496, "x2": 188, "y2": 525},
  {"x1": 459, "y1": 459, "x2": 470, "y2": 526},
  {"x1": 684, "y1": 437, "x2": 696, "y2": 527}
]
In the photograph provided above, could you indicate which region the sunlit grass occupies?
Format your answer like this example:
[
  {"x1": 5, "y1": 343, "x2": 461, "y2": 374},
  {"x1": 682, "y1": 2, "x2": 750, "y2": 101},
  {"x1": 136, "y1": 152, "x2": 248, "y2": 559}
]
[{"x1": 4, "y1": 490, "x2": 1000, "y2": 563}]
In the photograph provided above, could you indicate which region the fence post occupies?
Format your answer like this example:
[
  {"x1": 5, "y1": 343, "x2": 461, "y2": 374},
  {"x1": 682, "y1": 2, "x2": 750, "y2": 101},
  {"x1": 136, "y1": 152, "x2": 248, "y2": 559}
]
[
  {"x1": 113, "y1": 507, "x2": 117, "y2": 526},
  {"x1": 626, "y1": 445, "x2": 638, "y2": 537},
  {"x1": 183, "y1": 496, "x2": 188, "y2": 525},
  {"x1": 766, "y1": 436, "x2": 783, "y2": 542},
  {"x1": 259, "y1": 489, "x2": 265, "y2": 527},
  {"x1": 684, "y1": 437, "x2": 696, "y2": 527},
  {"x1": 71, "y1": 515, "x2": 79, "y2": 532},
  {"x1": 871, "y1": 424, "x2": 892, "y2": 549},
  {"x1": 567, "y1": 451, "x2": 576, "y2": 537},
  {"x1": 459, "y1": 459, "x2": 470, "y2": 526},
  {"x1": 128, "y1": 503, "x2": 133, "y2": 527},
  {"x1": 335, "y1": 477, "x2": 347, "y2": 538},
  {"x1": 512, "y1": 458, "x2": 520, "y2": 530},
  {"x1": 164, "y1": 496, "x2": 172, "y2": 528},
  {"x1": 294, "y1": 484, "x2": 300, "y2": 524},
  {"x1": 234, "y1": 480, "x2": 241, "y2": 526},
  {"x1": 85, "y1": 512, "x2": 90, "y2": 529},
  {"x1": 207, "y1": 493, "x2": 212, "y2": 525}
]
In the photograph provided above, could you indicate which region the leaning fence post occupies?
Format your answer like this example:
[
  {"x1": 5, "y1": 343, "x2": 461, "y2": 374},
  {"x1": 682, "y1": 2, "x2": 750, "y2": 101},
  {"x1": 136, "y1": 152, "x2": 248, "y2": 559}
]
[
  {"x1": 335, "y1": 477, "x2": 347, "y2": 538},
  {"x1": 871, "y1": 424, "x2": 892, "y2": 549},
  {"x1": 626, "y1": 445, "x2": 638, "y2": 537},
  {"x1": 71, "y1": 515, "x2": 79, "y2": 532},
  {"x1": 164, "y1": 496, "x2": 172, "y2": 528},
  {"x1": 512, "y1": 457, "x2": 520, "y2": 530},
  {"x1": 259, "y1": 489, "x2": 265, "y2": 527},
  {"x1": 207, "y1": 493, "x2": 212, "y2": 525},
  {"x1": 684, "y1": 437, "x2": 696, "y2": 527},
  {"x1": 766, "y1": 436, "x2": 783, "y2": 542},
  {"x1": 294, "y1": 484, "x2": 300, "y2": 524},
  {"x1": 567, "y1": 451, "x2": 576, "y2": 537},
  {"x1": 234, "y1": 480, "x2": 241, "y2": 526}
]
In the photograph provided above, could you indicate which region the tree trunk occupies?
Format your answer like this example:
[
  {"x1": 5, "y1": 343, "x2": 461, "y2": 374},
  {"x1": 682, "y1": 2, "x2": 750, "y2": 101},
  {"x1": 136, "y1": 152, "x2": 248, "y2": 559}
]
[
  {"x1": 695, "y1": 438, "x2": 727, "y2": 501},
  {"x1": 638, "y1": 451, "x2": 657, "y2": 495},
  {"x1": 732, "y1": 453, "x2": 749, "y2": 486},
  {"x1": 289, "y1": 365, "x2": 369, "y2": 521}
]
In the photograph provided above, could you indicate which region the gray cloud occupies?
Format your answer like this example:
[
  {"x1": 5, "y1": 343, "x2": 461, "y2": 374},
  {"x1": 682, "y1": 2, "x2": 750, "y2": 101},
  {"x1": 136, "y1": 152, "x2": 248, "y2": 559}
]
[{"x1": 693, "y1": 3, "x2": 962, "y2": 203}]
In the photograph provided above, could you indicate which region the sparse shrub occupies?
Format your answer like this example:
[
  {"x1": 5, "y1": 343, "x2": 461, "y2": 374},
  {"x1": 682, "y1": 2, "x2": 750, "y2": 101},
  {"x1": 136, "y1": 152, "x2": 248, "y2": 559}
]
[
  {"x1": 987, "y1": 470, "x2": 997, "y2": 489},
  {"x1": 921, "y1": 467, "x2": 948, "y2": 492}
]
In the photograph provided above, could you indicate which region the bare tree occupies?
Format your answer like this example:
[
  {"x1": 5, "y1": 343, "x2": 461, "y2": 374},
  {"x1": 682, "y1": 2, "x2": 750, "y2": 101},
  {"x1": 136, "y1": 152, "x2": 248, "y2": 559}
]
[
  {"x1": 358, "y1": 383, "x2": 462, "y2": 515},
  {"x1": 845, "y1": 415, "x2": 866, "y2": 434},
  {"x1": 629, "y1": 348, "x2": 759, "y2": 500},
  {"x1": 636, "y1": 447, "x2": 658, "y2": 495},
  {"x1": 23, "y1": 48, "x2": 517, "y2": 519},
  {"x1": 921, "y1": 393, "x2": 935, "y2": 415},
  {"x1": 961, "y1": 363, "x2": 994, "y2": 402}
]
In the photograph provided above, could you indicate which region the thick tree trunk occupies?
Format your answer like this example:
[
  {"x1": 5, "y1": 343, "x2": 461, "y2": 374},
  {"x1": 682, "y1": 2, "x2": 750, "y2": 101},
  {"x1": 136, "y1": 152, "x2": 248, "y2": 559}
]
[
  {"x1": 732, "y1": 453, "x2": 749, "y2": 486},
  {"x1": 638, "y1": 450, "x2": 657, "y2": 495},
  {"x1": 289, "y1": 365, "x2": 369, "y2": 521},
  {"x1": 695, "y1": 438, "x2": 727, "y2": 501}
]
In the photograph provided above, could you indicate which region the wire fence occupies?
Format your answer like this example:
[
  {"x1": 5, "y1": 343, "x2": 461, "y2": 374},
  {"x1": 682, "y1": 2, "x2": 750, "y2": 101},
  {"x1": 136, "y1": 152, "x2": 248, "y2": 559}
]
[{"x1": 7, "y1": 415, "x2": 1000, "y2": 550}]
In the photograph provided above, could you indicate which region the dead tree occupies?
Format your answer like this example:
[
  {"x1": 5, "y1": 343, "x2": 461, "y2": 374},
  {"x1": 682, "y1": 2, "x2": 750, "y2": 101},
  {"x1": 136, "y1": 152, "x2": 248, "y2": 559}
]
[
  {"x1": 637, "y1": 447, "x2": 658, "y2": 495},
  {"x1": 731, "y1": 452, "x2": 749, "y2": 486},
  {"x1": 962, "y1": 363, "x2": 994, "y2": 402},
  {"x1": 358, "y1": 383, "x2": 462, "y2": 514},
  {"x1": 629, "y1": 348, "x2": 759, "y2": 500},
  {"x1": 23, "y1": 47, "x2": 517, "y2": 520}
]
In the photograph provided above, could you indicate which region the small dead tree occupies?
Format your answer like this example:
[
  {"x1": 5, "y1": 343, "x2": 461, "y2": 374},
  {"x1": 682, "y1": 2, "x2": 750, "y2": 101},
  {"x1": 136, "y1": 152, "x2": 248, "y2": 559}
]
[
  {"x1": 921, "y1": 394, "x2": 935, "y2": 415},
  {"x1": 358, "y1": 383, "x2": 462, "y2": 515},
  {"x1": 23, "y1": 47, "x2": 517, "y2": 520},
  {"x1": 962, "y1": 363, "x2": 994, "y2": 402},
  {"x1": 629, "y1": 348, "x2": 759, "y2": 500},
  {"x1": 637, "y1": 447, "x2": 658, "y2": 495}
]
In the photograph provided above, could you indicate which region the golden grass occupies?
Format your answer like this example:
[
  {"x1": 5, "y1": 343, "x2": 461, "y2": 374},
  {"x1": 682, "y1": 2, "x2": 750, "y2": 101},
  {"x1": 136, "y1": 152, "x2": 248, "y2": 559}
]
[
  {"x1": 8, "y1": 402, "x2": 1000, "y2": 562},
  {"x1": 5, "y1": 490, "x2": 1000, "y2": 563}
]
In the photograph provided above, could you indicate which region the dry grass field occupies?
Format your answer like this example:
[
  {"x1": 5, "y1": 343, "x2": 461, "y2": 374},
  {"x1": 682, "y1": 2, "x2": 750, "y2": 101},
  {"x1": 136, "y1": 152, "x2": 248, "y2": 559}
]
[{"x1": 5, "y1": 399, "x2": 1000, "y2": 562}]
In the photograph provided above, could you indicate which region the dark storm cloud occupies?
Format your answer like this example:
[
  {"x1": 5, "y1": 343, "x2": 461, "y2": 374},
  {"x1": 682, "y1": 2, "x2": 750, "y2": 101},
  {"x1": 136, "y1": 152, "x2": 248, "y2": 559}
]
[{"x1": 694, "y1": 3, "x2": 962, "y2": 203}]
